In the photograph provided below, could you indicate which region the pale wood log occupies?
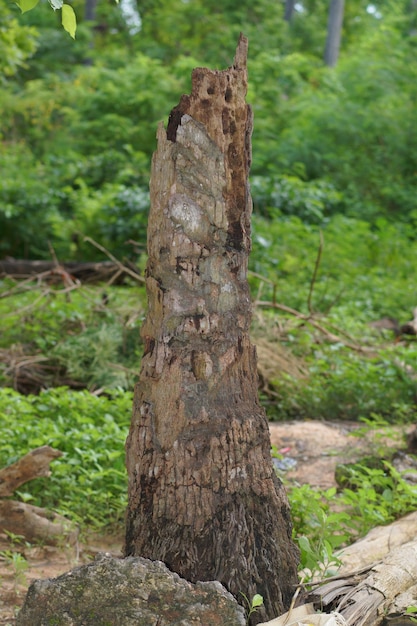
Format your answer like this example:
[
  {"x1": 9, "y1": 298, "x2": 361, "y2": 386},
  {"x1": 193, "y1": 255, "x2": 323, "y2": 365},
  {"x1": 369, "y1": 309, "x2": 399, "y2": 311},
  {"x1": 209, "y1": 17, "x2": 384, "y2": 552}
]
[
  {"x1": 337, "y1": 511, "x2": 417, "y2": 574},
  {"x1": 0, "y1": 500, "x2": 77, "y2": 545},
  {"x1": 0, "y1": 446, "x2": 62, "y2": 497},
  {"x1": 125, "y1": 35, "x2": 299, "y2": 624},
  {"x1": 309, "y1": 539, "x2": 417, "y2": 626},
  {"x1": 0, "y1": 446, "x2": 76, "y2": 545}
]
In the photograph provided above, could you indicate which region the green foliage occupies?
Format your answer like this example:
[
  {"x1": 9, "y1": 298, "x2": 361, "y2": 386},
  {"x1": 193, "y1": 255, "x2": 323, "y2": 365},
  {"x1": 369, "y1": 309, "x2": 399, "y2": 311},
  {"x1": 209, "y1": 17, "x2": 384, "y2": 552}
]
[
  {"x1": 0, "y1": 0, "x2": 38, "y2": 79},
  {"x1": 288, "y1": 484, "x2": 348, "y2": 579},
  {"x1": 338, "y1": 461, "x2": 417, "y2": 533},
  {"x1": 288, "y1": 461, "x2": 417, "y2": 579},
  {"x1": 15, "y1": 0, "x2": 77, "y2": 38},
  {"x1": 0, "y1": 545, "x2": 29, "y2": 589},
  {"x1": 265, "y1": 345, "x2": 417, "y2": 422},
  {"x1": 240, "y1": 592, "x2": 264, "y2": 624},
  {"x1": 252, "y1": 175, "x2": 343, "y2": 223},
  {"x1": 0, "y1": 283, "x2": 145, "y2": 391},
  {"x1": 0, "y1": 387, "x2": 132, "y2": 529},
  {"x1": 251, "y1": 212, "x2": 417, "y2": 422}
]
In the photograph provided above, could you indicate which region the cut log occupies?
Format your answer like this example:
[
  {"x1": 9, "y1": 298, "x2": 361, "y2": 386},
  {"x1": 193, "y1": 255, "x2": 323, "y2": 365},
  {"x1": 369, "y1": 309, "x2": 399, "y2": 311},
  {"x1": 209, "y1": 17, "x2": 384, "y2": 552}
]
[
  {"x1": 0, "y1": 446, "x2": 62, "y2": 497},
  {"x1": 0, "y1": 260, "x2": 143, "y2": 284},
  {"x1": 0, "y1": 446, "x2": 76, "y2": 544},
  {"x1": 0, "y1": 500, "x2": 77, "y2": 545}
]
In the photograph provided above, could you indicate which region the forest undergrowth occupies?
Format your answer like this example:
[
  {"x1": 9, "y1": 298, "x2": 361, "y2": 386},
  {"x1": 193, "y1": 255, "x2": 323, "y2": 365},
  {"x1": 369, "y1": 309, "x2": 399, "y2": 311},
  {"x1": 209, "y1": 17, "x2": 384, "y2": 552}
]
[{"x1": 1, "y1": 214, "x2": 417, "y2": 578}]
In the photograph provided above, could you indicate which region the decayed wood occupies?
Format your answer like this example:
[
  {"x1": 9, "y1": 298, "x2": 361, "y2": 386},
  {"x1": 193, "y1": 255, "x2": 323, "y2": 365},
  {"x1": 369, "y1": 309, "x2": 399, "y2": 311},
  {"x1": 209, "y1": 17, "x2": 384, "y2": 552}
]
[
  {"x1": 0, "y1": 446, "x2": 76, "y2": 544},
  {"x1": 0, "y1": 500, "x2": 77, "y2": 545},
  {"x1": 309, "y1": 539, "x2": 417, "y2": 626},
  {"x1": 0, "y1": 446, "x2": 62, "y2": 497},
  {"x1": 125, "y1": 35, "x2": 299, "y2": 624}
]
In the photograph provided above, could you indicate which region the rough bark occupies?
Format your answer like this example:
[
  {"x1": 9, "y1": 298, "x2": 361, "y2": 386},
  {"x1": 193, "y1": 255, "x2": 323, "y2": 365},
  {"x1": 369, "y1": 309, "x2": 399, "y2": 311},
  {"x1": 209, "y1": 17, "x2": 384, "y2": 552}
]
[
  {"x1": 324, "y1": 0, "x2": 345, "y2": 67},
  {"x1": 125, "y1": 35, "x2": 299, "y2": 623}
]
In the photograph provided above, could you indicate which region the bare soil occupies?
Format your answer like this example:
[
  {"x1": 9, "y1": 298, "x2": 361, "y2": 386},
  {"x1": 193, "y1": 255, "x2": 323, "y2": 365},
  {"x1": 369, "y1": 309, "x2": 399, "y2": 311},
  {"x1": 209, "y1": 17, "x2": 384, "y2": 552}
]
[{"x1": 0, "y1": 420, "x2": 411, "y2": 624}]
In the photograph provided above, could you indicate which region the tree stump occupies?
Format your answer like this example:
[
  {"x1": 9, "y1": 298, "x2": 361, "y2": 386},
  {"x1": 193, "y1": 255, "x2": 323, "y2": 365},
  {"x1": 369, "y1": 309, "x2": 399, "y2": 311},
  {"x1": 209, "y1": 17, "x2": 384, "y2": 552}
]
[{"x1": 125, "y1": 35, "x2": 299, "y2": 623}]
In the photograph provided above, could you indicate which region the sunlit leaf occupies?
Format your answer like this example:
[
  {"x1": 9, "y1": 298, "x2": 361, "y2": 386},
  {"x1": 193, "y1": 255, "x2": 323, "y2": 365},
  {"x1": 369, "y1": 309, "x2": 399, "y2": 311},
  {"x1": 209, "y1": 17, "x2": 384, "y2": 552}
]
[
  {"x1": 16, "y1": 0, "x2": 40, "y2": 13},
  {"x1": 62, "y1": 4, "x2": 77, "y2": 38},
  {"x1": 252, "y1": 594, "x2": 264, "y2": 608}
]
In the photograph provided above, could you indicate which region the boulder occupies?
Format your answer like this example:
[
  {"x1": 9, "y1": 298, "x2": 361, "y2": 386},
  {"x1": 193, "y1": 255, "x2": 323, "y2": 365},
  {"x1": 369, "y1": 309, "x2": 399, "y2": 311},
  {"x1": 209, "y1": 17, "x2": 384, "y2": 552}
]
[{"x1": 16, "y1": 553, "x2": 246, "y2": 626}]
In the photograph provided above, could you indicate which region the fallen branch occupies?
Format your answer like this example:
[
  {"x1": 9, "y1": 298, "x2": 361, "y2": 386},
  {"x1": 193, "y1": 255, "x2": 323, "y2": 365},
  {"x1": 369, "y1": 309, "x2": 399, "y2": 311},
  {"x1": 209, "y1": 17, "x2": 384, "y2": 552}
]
[
  {"x1": 0, "y1": 259, "x2": 143, "y2": 285},
  {"x1": 0, "y1": 446, "x2": 77, "y2": 545},
  {"x1": 0, "y1": 446, "x2": 62, "y2": 497},
  {"x1": 254, "y1": 300, "x2": 374, "y2": 353},
  {"x1": 83, "y1": 237, "x2": 145, "y2": 284},
  {"x1": 0, "y1": 500, "x2": 77, "y2": 546}
]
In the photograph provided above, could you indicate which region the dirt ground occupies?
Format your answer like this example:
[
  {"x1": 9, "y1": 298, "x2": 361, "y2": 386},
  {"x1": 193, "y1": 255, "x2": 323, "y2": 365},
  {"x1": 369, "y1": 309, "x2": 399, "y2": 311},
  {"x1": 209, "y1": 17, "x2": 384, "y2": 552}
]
[{"x1": 0, "y1": 420, "x2": 412, "y2": 624}]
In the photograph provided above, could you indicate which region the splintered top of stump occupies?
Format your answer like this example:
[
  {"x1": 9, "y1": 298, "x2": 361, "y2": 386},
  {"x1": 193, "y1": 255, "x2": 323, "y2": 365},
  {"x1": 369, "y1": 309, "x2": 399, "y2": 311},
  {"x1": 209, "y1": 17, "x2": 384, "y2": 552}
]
[
  {"x1": 163, "y1": 33, "x2": 252, "y2": 252},
  {"x1": 233, "y1": 33, "x2": 248, "y2": 70}
]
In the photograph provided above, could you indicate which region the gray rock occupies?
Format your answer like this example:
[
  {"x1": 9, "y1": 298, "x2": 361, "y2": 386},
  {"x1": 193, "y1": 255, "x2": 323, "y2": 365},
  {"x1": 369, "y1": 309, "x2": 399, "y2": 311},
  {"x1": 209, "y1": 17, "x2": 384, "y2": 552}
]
[{"x1": 16, "y1": 553, "x2": 246, "y2": 626}]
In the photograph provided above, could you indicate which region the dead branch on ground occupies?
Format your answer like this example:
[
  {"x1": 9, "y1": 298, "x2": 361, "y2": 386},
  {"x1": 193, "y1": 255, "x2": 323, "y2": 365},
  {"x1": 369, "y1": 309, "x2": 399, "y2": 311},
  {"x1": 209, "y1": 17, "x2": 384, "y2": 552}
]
[{"x1": 0, "y1": 447, "x2": 77, "y2": 545}]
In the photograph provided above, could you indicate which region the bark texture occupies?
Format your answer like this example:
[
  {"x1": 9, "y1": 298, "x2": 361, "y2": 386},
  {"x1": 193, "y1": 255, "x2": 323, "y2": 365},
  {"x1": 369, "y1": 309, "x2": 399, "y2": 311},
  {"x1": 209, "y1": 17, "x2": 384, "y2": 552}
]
[{"x1": 125, "y1": 35, "x2": 299, "y2": 623}]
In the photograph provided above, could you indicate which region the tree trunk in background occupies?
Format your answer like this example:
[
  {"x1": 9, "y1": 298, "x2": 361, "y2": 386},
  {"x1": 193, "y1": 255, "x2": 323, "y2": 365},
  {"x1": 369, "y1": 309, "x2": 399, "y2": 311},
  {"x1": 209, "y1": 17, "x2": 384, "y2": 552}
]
[
  {"x1": 84, "y1": 0, "x2": 97, "y2": 22},
  {"x1": 284, "y1": 0, "x2": 296, "y2": 22},
  {"x1": 125, "y1": 35, "x2": 299, "y2": 623},
  {"x1": 324, "y1": 0, "x2": 345, "y2": 66}
]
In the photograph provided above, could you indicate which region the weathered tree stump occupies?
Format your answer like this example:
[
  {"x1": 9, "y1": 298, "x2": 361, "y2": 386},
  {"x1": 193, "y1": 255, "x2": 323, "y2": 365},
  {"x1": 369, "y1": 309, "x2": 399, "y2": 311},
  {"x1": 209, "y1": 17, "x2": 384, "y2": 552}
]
[{"x1": 125, "y1": 35, "x2": 299, "y2": 623}]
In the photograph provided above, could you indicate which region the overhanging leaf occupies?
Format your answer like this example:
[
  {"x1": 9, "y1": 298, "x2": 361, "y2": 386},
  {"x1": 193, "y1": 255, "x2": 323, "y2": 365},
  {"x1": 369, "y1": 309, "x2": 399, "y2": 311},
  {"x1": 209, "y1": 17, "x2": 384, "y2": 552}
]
[
  {"x1": 16, "y1": 0, "x2": 40, "y2": 13},
  {"x1": 62, "y1": 3, "x2": 77, "y2": 38}
]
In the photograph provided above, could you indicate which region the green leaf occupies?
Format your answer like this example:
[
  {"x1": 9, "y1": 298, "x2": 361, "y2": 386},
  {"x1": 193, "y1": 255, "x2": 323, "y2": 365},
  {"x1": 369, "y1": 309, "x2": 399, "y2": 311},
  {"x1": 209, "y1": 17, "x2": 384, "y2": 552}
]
[
  {"x1": 62, "y1": 4, "x2": 77, "y2": 38},
  {"x1": 298, "y1": 536, "x2": 311, "y2": 551},
  {"x1": 16, "y1": 0, "x2": 40, "y2": 13},
  {"x1": 252, "y1": 594, "x2": 264, "y2": 609}
]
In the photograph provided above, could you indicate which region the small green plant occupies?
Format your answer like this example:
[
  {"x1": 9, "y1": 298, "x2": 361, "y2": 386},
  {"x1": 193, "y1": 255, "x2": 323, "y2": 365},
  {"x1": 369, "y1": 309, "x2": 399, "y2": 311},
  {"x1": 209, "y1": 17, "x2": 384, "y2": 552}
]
[
  {"x1": 406, "y1": 606, "x2": 417, "y2": 623},
  {"x1": 0, "y1": 549, "x2": 29, "y2": 590},
  {"x1": 286, "y1": 456, "x2": 417, "y2": 581},
  {"x1": 288, "y1": 484, "x2": 349, "y2": 580},
  {"x1": 240, "y1": 592, "x2": 264, "y2": 624}
]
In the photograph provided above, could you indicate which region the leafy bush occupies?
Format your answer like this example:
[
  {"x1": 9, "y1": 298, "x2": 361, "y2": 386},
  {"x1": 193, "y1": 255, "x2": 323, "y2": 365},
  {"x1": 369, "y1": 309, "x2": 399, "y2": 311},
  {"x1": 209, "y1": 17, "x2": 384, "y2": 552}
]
[
  {"x1": 251, "y1": 175, "x2": 343, "y2": 223},
  {"x1": 264, "y1": 344, "x2": 417, "y2": 422},
  {"x1": 0, "y1": 283, "x2": 145, "y2": 391},
  {"x1": 287, "y1": 461, "x2": 417, "y2": 579}
]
